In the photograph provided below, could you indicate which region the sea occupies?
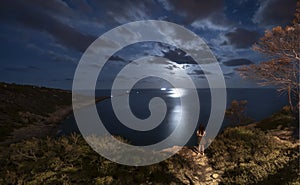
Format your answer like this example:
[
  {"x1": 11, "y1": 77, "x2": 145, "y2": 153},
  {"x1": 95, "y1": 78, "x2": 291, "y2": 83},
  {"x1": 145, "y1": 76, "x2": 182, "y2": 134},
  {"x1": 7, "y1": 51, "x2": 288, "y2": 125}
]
[{"x1": 59, "y1": 88, "x2": 288, "y2": 146}]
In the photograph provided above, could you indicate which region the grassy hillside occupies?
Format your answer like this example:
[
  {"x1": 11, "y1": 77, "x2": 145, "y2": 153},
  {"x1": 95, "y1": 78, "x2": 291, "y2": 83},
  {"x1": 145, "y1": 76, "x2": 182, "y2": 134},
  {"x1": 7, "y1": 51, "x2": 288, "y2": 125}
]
[
  {"x1": 207, "y1": 109, "x2": 299, "y2": 185},
  {"x1": 0, "y1": 134, "x2": 222, "y2": 185},
  {"x1": 0, "y1": 82, "x2": 72, "y2": 141},
  {"x1": 1, "y1": 116, "x2": 298, "y2": 185}
]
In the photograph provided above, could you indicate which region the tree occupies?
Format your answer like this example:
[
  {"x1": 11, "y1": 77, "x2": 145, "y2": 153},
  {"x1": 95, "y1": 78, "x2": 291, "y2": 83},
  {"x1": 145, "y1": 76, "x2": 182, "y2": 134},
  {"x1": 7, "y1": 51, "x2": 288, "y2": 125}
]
[
  {"x1": 293, "y1": 0, "x2": 300, "y2": 25},
  {"x1": 238, "y1": 1, "x2": 300, "y2": 112},
  {"x1": 225, "y1": 100, "x2": 252, "y2": 126}
]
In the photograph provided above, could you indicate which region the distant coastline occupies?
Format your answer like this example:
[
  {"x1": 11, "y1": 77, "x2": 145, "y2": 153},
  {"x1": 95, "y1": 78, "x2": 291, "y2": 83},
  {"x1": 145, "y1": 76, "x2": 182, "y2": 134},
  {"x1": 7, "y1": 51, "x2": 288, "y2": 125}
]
[{"x1": 0, "y1": 82, "x2": 109, "y2": 145}]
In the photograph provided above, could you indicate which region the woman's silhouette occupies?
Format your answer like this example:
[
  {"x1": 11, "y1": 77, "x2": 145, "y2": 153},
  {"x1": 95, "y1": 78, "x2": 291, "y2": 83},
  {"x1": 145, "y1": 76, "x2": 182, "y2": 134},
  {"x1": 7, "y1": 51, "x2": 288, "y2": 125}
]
[{"x1": 196, "y1": 124, "x2": 206, "y2": 156}]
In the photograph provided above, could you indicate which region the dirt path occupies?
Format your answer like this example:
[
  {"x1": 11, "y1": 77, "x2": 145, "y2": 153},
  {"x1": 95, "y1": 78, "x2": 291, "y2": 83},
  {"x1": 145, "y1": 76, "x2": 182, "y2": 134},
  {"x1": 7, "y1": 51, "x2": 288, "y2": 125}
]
[{"x1": 165, "y1": 146, "x2": 223, "y2": 185}]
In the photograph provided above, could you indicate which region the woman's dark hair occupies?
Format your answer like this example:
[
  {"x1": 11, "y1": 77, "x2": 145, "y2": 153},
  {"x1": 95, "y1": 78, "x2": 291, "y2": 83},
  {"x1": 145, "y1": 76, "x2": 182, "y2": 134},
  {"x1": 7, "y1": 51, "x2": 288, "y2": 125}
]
[{"x1": 198, "y1": 124, "x2": 205, "y2": 135}]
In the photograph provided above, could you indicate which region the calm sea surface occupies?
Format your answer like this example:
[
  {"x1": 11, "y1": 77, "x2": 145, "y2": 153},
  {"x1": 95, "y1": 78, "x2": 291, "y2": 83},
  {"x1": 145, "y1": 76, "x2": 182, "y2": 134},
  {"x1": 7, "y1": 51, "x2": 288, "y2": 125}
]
[{"x1": 60, "y1": 88, "x2": 288, "y2": 146}]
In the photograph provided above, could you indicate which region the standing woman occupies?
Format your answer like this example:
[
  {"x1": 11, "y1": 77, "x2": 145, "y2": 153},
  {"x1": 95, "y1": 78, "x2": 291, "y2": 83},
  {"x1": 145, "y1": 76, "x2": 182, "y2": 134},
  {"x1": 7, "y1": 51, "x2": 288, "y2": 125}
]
[{"x1": 197, "y1": 124, "x2": 206, "y2": 156}]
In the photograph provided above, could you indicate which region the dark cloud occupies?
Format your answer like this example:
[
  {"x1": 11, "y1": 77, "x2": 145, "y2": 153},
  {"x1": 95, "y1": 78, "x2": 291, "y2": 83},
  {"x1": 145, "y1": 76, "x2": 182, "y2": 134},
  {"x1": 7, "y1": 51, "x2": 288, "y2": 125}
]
[
  {"x1": 89, "y1": 0, "x2": 159, "y2": 24},
  {"x1": 0, "y1": 0, "x2": 165, "y2": 53},
  {"x1": 222, "y1": 71, "x2": 235, "y2": 79},
  {"x1": 188, "y1": 69, "x2": 212, "y2": 75},
  {"x1": 164, "y1": 64, "x2": 180, "y2": 70},
  {"x1": 0, "y1": 1, "x2": 96, "y2": 52},
  {"x1": 109, "y1": 55, "x2": 126, "y2": 62},
  {"x1": 18, "y1": 10, "x2": 95, "y2": 52},
  {"x1": 165, "y1": 0, "x2": 224, "y2": 22},
  {"x1": 191, "y1": 12, "x2": 232, "y2": 31},
  {"x1": 156, "y1": 43, "x2": 196, "y2": 64},
  {"x1": 224, "y1": 71, "x2": 234, "y2": 76},
  {"x1": 223, "y1": 58, "x2": 253, "y2": 67},
  {"x1": 225, "y1": 28, "x2": 260, "y2": 48},
  {"x1": 253, "y1": 0, "x2": 297, "y2": 26},
  {"x1": 162, "y1": 49, "x2": 195, "y2": 64},
  {"x1": 26, "y1": 0, "x2": 73, "y2": 16}
]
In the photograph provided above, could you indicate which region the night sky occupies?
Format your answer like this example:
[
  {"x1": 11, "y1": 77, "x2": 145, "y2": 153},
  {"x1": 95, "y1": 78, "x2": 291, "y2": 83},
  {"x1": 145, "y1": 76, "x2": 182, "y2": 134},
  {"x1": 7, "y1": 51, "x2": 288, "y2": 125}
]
[{"x1": 0, "y1": 0, "x2": 297, "y2": 89}]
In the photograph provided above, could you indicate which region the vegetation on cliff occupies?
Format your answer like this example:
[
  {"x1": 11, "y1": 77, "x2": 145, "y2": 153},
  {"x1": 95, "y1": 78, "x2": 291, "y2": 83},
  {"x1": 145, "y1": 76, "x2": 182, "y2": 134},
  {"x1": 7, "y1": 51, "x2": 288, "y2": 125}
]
[{"x1": 0, "y1": 82, "x2": 72, "y2": 142}]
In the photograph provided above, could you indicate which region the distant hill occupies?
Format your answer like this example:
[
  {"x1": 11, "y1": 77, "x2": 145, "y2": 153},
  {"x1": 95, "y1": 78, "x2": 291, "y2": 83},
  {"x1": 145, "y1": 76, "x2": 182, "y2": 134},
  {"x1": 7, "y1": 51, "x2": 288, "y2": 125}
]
[{"x1": 0, "y1": 82, "x2": 72, "y2": 142}]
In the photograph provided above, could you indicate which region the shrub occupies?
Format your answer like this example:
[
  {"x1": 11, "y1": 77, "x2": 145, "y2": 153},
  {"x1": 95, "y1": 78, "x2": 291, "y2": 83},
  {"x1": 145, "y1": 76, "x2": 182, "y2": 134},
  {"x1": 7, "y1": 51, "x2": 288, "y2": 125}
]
[
  {"x1": 0, "y1": 133, "x2": 177, "y2": 185},
  {"x1": 225, "y1": 100, "x2": 253, "y2": 126},
  {"x1": 206, "y1": 127, "x2": 299, "y2": 184},
  {"x1": 255, "y1": 106, "x2": 296, "y2": 131}
]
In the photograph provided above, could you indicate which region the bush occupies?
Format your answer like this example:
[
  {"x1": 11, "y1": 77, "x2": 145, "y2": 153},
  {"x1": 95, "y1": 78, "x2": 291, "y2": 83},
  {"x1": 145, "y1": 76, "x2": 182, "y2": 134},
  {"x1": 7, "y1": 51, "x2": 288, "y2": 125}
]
[
  {"x1": 225, "y1": 100, "x2": 253, "y2": 126},
  {"x1": 255, "y1": 106, "x2": 296, "y2": 131},
  {"x1": 206, "y1": 127, "x2": 299, "y2": 184},
  {"x1": 0, "y1": 133, "x2": 178, "y2": 185}
]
